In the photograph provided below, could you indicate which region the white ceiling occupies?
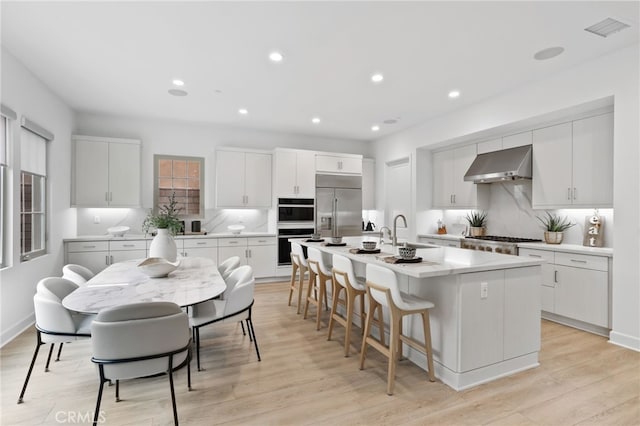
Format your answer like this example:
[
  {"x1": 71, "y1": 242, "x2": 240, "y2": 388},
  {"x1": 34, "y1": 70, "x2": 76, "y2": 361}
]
[{"x1": 1, "y1": 1, "x2": 638, "y2": 142}]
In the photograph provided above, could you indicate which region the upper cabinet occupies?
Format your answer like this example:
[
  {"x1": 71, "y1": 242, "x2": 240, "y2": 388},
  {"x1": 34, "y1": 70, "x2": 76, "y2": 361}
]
[
  {"x1": 362, "y1": 158, "x2": 375, "y2": 210},
  {"x1": 274, "y1": 149, "x2": 316, "y2": 198},
  {"x1": 215, "y1": 149, "x2": 272, "y2": 208},
  {"x1": 532, "y1": 112, "x2": 613, "y2": 208},
  {"x1": 72, "y1": 135, "x2": 141, "y2": 207},
  {"x1": 316, "y1": 153, "x2": 362, "y2": 175},
  {"x1": 432, "y1": 145, "x2": 477, "y2": 208},
  {"x1": 477, "y1": 131, "x2": 532, "y2": 154}
]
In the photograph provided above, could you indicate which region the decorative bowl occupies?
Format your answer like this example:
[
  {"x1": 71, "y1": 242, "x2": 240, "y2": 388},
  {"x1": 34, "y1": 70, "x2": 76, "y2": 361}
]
[
  {"x1": 107, "y1": 226, "x2": 130, "y2": 237},
  {"x1": 398, "y1": 246, "x2": 417, "y2": 260},
  {"x1": 362, "y1": 241, "x2": 377, "y2": 250},
  {"x1": 331, "y1": 236, "x2": 343, "y2": 244},
  {"x1": 137, "y1": 257, "x2": 180, "y2": 278},
  {"x1": 227, "y1": 224, "x2": 245, "y2": 235}
]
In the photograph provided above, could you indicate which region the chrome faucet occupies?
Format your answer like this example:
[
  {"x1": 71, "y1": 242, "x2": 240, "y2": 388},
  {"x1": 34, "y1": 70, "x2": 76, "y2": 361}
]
[
  {"x1": 378, "y1": 226, "x2": 392, "y2": 245},
  {"x1": 393, "y1": 214, "x2": 407, "y2": 247}
]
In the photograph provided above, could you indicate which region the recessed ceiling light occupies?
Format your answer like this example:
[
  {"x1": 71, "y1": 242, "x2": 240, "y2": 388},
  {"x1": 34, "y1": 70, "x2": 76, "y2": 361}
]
[
  {"x1": 371, "y1": 125, "x2": 380, "y2": 132},
  {"x1": 168, "y1": 89, "x2": 188, "y2": 97},
  {"x1": 269, "y1": 51, "x2": 284, "y2": 62},
  {"x1": 533, "y1": 46, "x2": 565, "y2": 61},
  {"x1": 172, "y1": 79, "x2": 185, "y2": 86},
  {"x1": 311, "y1": 117, "x2": 321, "y2": 124},
  {"x1": 448, "y1": 90, "x2": 460, "y2": 99},
  {"x1": 238, "y1": 108, "x2": 248, "y2": 115},
  {"x1": 371, "y1": 73, "x2": 384, "y2": 83}
]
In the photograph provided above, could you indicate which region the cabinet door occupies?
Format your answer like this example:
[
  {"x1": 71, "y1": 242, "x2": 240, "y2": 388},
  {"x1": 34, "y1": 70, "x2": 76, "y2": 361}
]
[
  {"x1": 432, "y1": 150, "x2": 454, "y2": 208},
  {"x1": 245, "y1": 153, "x2": 272, "y2": 207},
  {"x1": 362, "y1": 158, "x2": 375, "y2": 210},
  {"x1": 74, "y1": 140, "x2": 109, "y2": 207},
  {"x1": 571, "y1": 113, "x2": 614, "y2": 207},
  {"x1": 108, "y1": 142, "x2": 141, "y2": 207},
  {"x1": 274, "y1": 150, "x2": 298, "y2": 197},
  {"x1": 218, "y1": 246, "x2": 248, "y2": 267},
  {"x1": 452, "y1": 145, "x2": 477, "y2": 207},
  {"x1": 532, "y1": 122, "x2": 573, "y2": 207},
  {"x1": 555, "y1": 265, "x2": 608, "y2": 327},
  {"x1": 295, "y1": 151, "x2": 317, "y2": 198},
  {"x1": 315, "y1": 154, "x2": 340, "y2": 173},
  {"x1": 67, "y1": 251, "x2": 109, "y2": 274},
  {"x1": 248, "y1": 244, "x2": 276, "y2": 278},
  {"x1": 183, "y1": 247, "x2": 218, "y2": 261},
  {"x1": 477, "y1": 138, "x2": 502, "y2": 154},
  {"x1": 504, "y1": 267, "x2": 541, "y2": 360},
  {"x1": 339, "y1": 156, "x2": 363, "y2": 174},
  {"x1": 502, "y1": 131, "x2": 532, "y2": 149},
  {"x1": 216, "y1": 151, "x2": 246, "y2": 207}
]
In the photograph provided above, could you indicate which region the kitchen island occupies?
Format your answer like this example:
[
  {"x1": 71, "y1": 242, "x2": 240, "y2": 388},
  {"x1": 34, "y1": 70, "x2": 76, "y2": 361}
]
[{"x1": 294, "y1": 236, "x2": 544, "y2": 390}]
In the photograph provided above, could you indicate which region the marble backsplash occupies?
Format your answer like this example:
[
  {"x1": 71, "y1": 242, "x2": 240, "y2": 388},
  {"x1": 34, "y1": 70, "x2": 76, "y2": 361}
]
[
  {"x1": 76, "y1": 207, "x2": 269, "y2": 236},
  {"x1": 420, "y1": 181, "x2": 613, "y2": 246}
]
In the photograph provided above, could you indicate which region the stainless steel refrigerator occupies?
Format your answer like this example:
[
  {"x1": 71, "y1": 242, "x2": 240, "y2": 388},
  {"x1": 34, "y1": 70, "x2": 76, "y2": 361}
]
[{"x1": 315, "y1": 174, "x2": 362, "y2": 237}]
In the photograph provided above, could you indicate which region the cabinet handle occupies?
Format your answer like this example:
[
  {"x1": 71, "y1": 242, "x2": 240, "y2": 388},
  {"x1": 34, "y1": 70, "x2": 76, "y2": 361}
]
[
  {"x1": 197, "y1": 242, "x2": 206, "y2": 245},
  {"x1": 123, "y1": 244, "x2": 134, "y2": 248},
  {"x1": 105, "y1": 192, "x2": 109, "y2": 202},
  {"x1": 570, "y1": 259, "x2": 587, "y2": 264},
  {"x1": 554, "y1": 270, "x2": 558, "y2": 283},
  {"x1": 573, "y1": 187, "x2": 577, "y2": 200},
  {"x1": 110, "y1": 255, "x2": 113, "y2": 264},
  {"x1": 229, "y1": 241, "x2": 238, "y2": 244},
  {"x1": 245, "y1": 249, "x2": 248, "y2": 258},
  {"x1": 184, "y1": 252, "x2": 188, "y2": 257},
  {"x1": 453, "y1": 194, "x2": 456, "y2": 204},
  {"x1": 105, "y1": 255, "x2": 109, "y2": 265},
  {"x1": 528, "y1": 254, "x2": 542, "y2": 258},
  {"x1": 83, "y1": 245, "x2": 96, "y2": 249},
  {"x1": 257, "y1": 240, "x2": 266, "y2": 243},
  {"x1": 248, "y1": 249, "x2": 252, "y2": 258},
  {"x1": 567, "y1": 188, "x2": 571, "y2": 200},
  {"x1": 110, "y1": 192, "x2": 113, "y2": 202}
]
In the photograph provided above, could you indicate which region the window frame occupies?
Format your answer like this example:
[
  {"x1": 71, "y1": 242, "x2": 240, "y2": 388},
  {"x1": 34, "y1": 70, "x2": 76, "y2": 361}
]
[
  {"x1": 153, "y1": 154, "x2": 205, "y2": 219},
  {"x1": 20, "y1": 170, "x2": 46, "y2": 261},
  {"x1": 0, "y1": 115, "x2": 8, "y2": 268}
]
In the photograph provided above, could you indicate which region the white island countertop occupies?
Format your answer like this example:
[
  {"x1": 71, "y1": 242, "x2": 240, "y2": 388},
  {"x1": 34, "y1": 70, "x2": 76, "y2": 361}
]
[
  {"x1": 294, "y1": 236, "x2": 544, "y2": 279},
  {"x1": 64, "y1": 232, "x2": 276, "y2": 242}
]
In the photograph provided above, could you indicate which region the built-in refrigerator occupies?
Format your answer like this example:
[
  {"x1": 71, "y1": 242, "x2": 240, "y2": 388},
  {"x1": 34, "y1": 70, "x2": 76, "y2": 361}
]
[{"x1": 315, "y1": 174, "x2": 362, "y2": 237}]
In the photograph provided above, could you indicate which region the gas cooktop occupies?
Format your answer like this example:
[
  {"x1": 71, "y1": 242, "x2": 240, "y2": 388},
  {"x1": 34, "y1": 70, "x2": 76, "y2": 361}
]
[{"x1": 465, "y1": 235, "x2": 542, "y2": 243}]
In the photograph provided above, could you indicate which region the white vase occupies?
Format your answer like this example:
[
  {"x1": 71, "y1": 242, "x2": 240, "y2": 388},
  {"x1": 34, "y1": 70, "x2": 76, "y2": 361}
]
[{"x1": 149, "y1": 228, "x2": 177, "y2": 261}]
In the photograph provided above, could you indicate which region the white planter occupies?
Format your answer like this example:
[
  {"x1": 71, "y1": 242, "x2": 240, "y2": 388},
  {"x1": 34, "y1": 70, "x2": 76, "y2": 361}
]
[{"x1": 149, "y1": 228, "x2": 177, "y2": 261}]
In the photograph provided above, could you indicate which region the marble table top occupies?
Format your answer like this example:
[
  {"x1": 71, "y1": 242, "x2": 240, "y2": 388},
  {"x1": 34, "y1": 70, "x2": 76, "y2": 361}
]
[{"x1": 62, "y1": 257, "x2": 226, "y2": 314}]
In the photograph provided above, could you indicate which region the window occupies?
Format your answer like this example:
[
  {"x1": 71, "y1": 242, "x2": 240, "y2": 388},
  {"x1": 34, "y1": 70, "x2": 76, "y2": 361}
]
[
  {"x1": 154, "y1": 155, "x2": 204, "y2": 218},
  {"x1": 0, "y1": 115, "x2": 8, "y2": 267},
  {"x1": 20, "y1": 124, "x2": 49, "y2": 261}
]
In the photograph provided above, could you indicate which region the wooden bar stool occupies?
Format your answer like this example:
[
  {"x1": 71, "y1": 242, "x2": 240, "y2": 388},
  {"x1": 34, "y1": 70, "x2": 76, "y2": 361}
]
[
  {"x1": 303, "y1": 247, "x2": 331, "y2": 330},
  {"x1": 360, "y1": 263, "x2": 436, "y2": 395},
  {"x1": 328, "y1": 254, "x2": 368, "y2": 357},
  {"x1": 288, "y1": 243, "x2": 308, "y2": 314}
]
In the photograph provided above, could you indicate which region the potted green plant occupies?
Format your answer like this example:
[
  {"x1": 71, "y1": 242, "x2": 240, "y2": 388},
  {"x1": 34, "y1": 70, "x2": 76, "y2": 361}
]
[
  {"x1": 465, "y1": 211, "x2": 487, "y2": 237},
  {"x1": 537, "y1": 212, "x2": 575, "y2": 244},
  {"x1": 143, "y1": 193, "x2": 183, "y2": 261}
]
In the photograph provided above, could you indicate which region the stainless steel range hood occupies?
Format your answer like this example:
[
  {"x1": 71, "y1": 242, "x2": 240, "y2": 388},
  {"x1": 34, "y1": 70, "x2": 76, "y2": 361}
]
[{"x1": 464, "y1": 145, "x2": 532, "y2": 183}]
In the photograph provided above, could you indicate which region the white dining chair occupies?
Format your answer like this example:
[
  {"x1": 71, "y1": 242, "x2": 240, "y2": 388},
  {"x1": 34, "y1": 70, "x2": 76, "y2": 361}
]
[
  {"x1": 218, "y1": 256, "x2": 241, "y2": 281},
  {"x1": 90, "y1": 301, "x2": 191, "y2": 426},
  {"x1": 17, "y1": 277, "x2": 94, "y2": 404},
  {"x1": 190, "y1": 265, "x2": 260, "y2": 371},
  {"x1": 62, "y1": 263, "x2": 95, "y2": 286}
]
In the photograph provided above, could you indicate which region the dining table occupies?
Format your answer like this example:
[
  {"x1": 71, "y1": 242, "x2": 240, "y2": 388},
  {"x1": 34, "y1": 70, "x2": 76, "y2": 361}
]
[{"x1": 62, "y1": 256, "x2": 226, "y2": 314}]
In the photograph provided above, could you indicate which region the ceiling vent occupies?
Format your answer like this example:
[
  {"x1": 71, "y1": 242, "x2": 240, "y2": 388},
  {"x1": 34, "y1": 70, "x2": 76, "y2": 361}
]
[{"x1": 584, "y1": 18, "x2": 630, "y2": 38}]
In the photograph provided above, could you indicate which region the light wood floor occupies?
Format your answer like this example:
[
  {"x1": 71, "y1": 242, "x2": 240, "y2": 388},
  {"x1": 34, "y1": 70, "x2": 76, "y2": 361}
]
[{"x1": 1, "y1": 281, "x2": 639, "y2": 425}]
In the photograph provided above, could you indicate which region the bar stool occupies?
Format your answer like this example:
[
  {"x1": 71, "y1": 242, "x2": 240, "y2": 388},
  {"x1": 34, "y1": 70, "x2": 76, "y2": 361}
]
[
  {"x1": 288, "y1": 243, "x2": 308, "y2": 314},
  {"x1": 303, "y1": 247, "x2": 331, "y2": 330},
  {"x1": 328, "y1": 254, "x2": 367, "y2": 357},
  {"x1": 360, "y1": 263, "x2": 436, "y2": 395}
]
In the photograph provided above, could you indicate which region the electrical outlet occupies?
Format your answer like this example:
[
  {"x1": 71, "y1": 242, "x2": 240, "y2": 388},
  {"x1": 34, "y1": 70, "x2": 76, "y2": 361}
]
[
  {"x1": 480, "y1": 282, "x2": 488, "y2": 299},
  {"x1": 93, "y1": 215, "x2": 100, "y2": 224}
]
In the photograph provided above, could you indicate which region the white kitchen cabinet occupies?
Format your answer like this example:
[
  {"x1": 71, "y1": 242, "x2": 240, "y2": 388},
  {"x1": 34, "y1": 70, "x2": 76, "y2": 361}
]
[
  {"x1": 476, "y1": 132, "x2": 531, "y2": 154},
  {"x1": 519, "y1": 248, "x2": 609, "y2": 330},
  {"x1": 532, "y1": 113, "x2": 613, "y2": 208},
  {"x1": 362, "y1": 158, "x2": 375, "y2": 210},
  {"x1": 216, "y1": 149, "x2": 272, "y2": 208},
  {"x1": 274, "y1": 149, "x2": 316, "y2": 198},
  {"x1": 181, "y1": 238, "x2": 218, "y2": 260},
  {"x1": 477, "y1": 138, "x2": 502, "y2": 154},
  {"x1": 432, "y1": 145, "x2": 477, "y2": 208},
  {"x1": 417, "y1": 236, "x2": 460, "y2": 248},
  {"x1": 218, "y1": 237, "x2": 276, "y2": 278},
  {"x1": 72, "y1": 135, "x2": 141, "y2": 207},
  {"x1": 65, "y1": 239, "x2": 146, "y2": 274},
  {"x1": 109, "y1": 240, "x2": 146, "y2": 264},
  {"x1": 316, "y1": 153, "x2": 362, "y2": 174}
]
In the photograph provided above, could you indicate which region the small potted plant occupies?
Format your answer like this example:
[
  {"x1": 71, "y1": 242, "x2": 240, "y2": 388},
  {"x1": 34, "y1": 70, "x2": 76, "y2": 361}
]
[
  {"x1": 537, "y1": 212, "x2": 574, "y2": 244},
  {"x1": 143, "y1": 193, "x2": 183, "y2": 261},
  {"x1": 465, "y1": 211, "x2": 487, "y2": 237}
]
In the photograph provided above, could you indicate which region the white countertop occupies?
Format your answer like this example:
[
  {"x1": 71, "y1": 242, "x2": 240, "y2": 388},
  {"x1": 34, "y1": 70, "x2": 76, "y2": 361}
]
[
  {"x1": 294, "y1": 236, "x2": 543, "y2": 279},
  {"x1": 64, "y1": 232, "x2": 276, "y2": 242},
  {"x1": 517, "y1": 242, "x2": 613, "y2": 257}
]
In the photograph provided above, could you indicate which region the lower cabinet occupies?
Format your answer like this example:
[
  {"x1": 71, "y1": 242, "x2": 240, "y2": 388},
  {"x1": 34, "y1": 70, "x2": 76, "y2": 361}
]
[
  {"x1": 218, "y1": 237, "x2": 277, "y2": 278},
  {"x1": 65, "y1": 240, "x2": 146, "y2": 274},
  {"x1": 519, "y1": 248, "x2": 609, "y2": 329},
  {"x1": 181, "y1": 238, "x2": 218, "y2": 260},
  {"x1": 418, "y1": 236, "x2": 461, "y2": 248}
]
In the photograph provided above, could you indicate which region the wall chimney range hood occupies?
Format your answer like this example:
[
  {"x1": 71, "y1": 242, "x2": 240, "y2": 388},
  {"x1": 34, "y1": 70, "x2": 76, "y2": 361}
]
[{"x1": 464, "y1": 145, "x2": 532, "y2": 183}]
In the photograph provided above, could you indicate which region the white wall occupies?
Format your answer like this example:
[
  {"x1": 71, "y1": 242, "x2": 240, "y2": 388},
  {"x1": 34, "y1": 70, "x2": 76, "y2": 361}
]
[
  {"x1": 373, "y1": 45, "x2": 640, "y2": 350},
  {"x1": 0, "y1": 48, "x2": 76, "y2": 345}
]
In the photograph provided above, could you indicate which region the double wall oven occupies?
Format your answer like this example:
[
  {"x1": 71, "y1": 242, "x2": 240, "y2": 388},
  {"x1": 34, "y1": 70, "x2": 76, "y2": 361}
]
[{"x1": 277, "y1": 198, "x2": 314, "y2": 265}]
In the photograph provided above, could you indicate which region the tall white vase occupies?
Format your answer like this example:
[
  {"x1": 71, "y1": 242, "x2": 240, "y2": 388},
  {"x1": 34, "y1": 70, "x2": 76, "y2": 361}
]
[{"x1": 149, "y1": 228, "x2": 177, "y2": 261}]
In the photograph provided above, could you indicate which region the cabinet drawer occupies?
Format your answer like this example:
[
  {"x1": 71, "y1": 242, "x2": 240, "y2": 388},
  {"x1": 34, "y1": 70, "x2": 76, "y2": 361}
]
[
  {"x1": 554, "y1": 252, "x2": 608, "y2": 271},
  {"x1": 248, "y1": 237, "x2": 276, "y2": 246},
  {"x1": 218, "y1": 238, "x2": 248, "y2": 247},
  {"x1": 183, "y1": 238, "x2": 217, "y2": 249},
  {"x1": 518, "y1": 248, "x2": 554, "y2": 263},
  {"x1": 67, "y1": 241, "x2": 109, "y2": 252},
  {"x1": 109, "y1": 240, "x2": 146, "y2": 251}
]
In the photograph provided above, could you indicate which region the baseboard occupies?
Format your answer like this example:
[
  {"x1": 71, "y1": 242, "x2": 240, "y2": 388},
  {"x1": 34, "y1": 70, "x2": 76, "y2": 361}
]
[
  {"x1": 541, "y1": 312, "x2": 609, "y2": 337},
  {"x1": 1, "y1": 313, "x2": 34, "y2": 348},
  {"x1": 609, "y1": 330, "x2": 640, "y2": 352}
]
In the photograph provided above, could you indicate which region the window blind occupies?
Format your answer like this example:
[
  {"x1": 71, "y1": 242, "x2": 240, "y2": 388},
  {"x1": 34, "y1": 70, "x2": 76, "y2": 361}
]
[{"x1": 20, "y1": 128, "x2": 47, "y2": 176}]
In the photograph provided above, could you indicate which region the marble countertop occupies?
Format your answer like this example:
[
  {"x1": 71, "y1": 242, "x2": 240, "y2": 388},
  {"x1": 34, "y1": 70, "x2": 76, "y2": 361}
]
[
  {"x1": 517, "y1": 242, "x2": 613, "y2": 257},
  {"x1": 64, "y1": 232, "x2": 276, "y2": 242},
  {"x1": 294, "y1": 236, "x2": 543, "y2": 279}
]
